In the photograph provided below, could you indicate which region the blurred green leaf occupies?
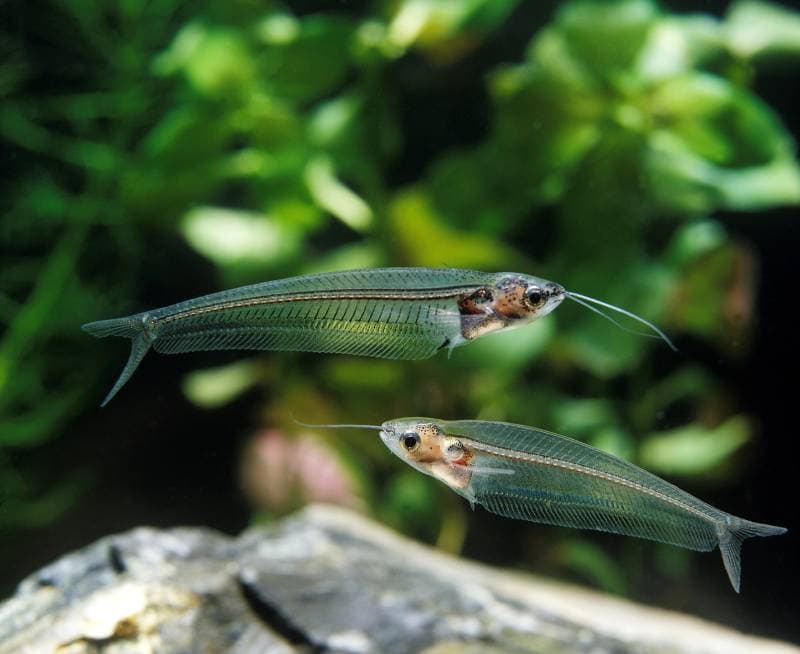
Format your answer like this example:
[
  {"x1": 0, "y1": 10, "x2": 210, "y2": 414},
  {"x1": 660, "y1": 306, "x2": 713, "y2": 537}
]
[
  {"x1": 555, "y1": 539, "x2": 628, "y2": 594},
  {"x1": 382, "y1": 469, "x2": 441, "y2": 541},
  {"x1": 639, "y1": 416, "x2": 750, "y2": 477},
  {"x1": 0, "y1": 390, "x2": 83, "y2": 448},
  {"x1": 589, "y1": 427, "x2": 636, "y2": 462},
  {"x1": 552, "y1": 399, "x2": 617, "y2": 437},
  {"x1": 257, "y1": 15, "x2": 354, "y2": 103},
  {"x1": 637, "y1": 16, "x2": 726, "y2": 81},
  {"x1": 665, "y1": 219, "x2": 727, "y2": 268},
  {"x1": 558, "y1": 0, "x2": 658, "y2": 76},
  {"x1": 321, "y1": 359, "x2": 406, "y2": 392},
  {"x1": 556, "y1": 260, "x2": 672, "y2": 377},
  {"x1": 155, "y1": 24, "x2": 256, "y2": 98},
  {"x1": 181, "y1": 206, "x2": 303, "y2": 268},
  {"x1": 183, "y1": 361, "x2": 261, "y2": 409},
  {"x1": 650, "y1": 71, "x2": 795, "y2": 164},
  {"x1": 305, "y1": 156, "x2": 374, "y2": 233},
  {"x1": 487, "y1": 61, "x2": 600, "y2": 203},
  {"x1": 671, "y1": 241, "x2": 755, "y2": 345},
  {"x1": 726, "y1": 0, "x2": 800, "y2": 61},
  {"x1": 630, "y1": 366, "x2": 713, "y2": 434},
  {"x1": 386, "y1": 0, "x2": 520, "y2": 61},
  {"x1": 390, "y1": 189, "x2": 518, "y2": 268},
  {"x1": 647, "y1": 131, "x2": 800, "y2": 212},
  {"x1": 455, "y1": 318, "x2": 554, "y2": 373},
  {"x1": 302, "y1": 241, "x2": 385, "y2": 275}
]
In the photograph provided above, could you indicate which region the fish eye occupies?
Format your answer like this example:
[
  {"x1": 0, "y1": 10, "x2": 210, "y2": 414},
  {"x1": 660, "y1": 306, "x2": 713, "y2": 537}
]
[
  {"x1": 401, "y1": 432, "x2": 420, "y2": 452},
  {"x1": 524, "y1": 286, "x2": 545, "y2": 309}
]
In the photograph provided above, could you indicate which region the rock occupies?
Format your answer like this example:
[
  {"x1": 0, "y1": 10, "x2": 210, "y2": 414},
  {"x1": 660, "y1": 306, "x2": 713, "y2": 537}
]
[{"x1": 0, "y1": 505, "x2": 795, "y2": 654}]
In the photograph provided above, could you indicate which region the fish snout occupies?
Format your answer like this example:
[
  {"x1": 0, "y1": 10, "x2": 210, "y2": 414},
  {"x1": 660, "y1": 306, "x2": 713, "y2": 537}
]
[{"x1": 546, "y1": 282, "x2": 566, "y2": 300}]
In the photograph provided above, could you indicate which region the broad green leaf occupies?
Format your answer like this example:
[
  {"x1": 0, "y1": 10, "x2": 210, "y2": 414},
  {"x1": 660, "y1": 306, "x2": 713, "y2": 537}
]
[
  {"x1": 181, "y1": 206, "x2": 302, "y2": 267},
  {"x1": 726, "y1": 0, "x2": 800, "y2": 60},
  {"x1": 646, "y1": 131, "x2": 800, "y2": 213},
  {"x1": 639, "y1": 416, "x2": 750, "y2": 477},
  {"x1": 664, "y1": 219, "x2": 727, "y2": 268},
  {"x1": 385, "y1": 0, "x2": 519, "y2": 61},
  {"x1": 553, "y1": 0, "x2": 659, "y2": 85},
  {"x1": 154, "y1": 24, "x2": 256, "y2": 99},
  {"x1": 302, "y1": 242, "x2": 384, "y2": 275},
  {"x1": 255, "y1": 13, "x2": 300, "y2": 46},
  {"x1": 589, "y1": 427, "x2": 635, "y2": 462},
  {"x1": 305, "y1": 156, "x2": 374, "y2": 232},
  {"x1": 426, "y1": 148, "x2": 529, "y2": 232},
  {"x1": 140, "y1": 106, "x2": 232, "y2": 163},
  {"x1": 183, "y1": 361, "x2": 261, "y2": 409},
  {"x1": 389, "y1": 189, "x2": 518, "y2": 268},
  {"x1": 557, "y1": 132, "x2": 652, "y2": 258},
  {"x1": 648, "y1": 73, "x2": 792, "y2": 166},
  {"x1": 637, "y1": 16, "x2": 726, "y2": 81},
  {"x1": 489, "y1": 63, "x2": 601, "y2": 204},
  {"x1": 258, "y1": 16, "x2": 354, "y2": 103},
  {"x1": 308, "y1": 95, "x2": 361, "y2": 148}
]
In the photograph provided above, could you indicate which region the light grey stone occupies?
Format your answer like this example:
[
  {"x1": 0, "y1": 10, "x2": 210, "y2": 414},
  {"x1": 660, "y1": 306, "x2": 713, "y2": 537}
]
[{"x1": 0, "y1": 505, "x2": 795, "y2": 654}]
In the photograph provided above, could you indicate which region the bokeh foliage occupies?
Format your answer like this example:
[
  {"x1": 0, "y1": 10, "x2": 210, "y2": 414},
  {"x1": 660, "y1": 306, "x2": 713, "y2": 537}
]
[{"x1": 2, "y1": 0, "x2": 799, "y2": 594}]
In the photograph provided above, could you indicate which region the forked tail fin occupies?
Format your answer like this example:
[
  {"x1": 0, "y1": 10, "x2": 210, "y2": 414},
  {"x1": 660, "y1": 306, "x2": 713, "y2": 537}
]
[
  {"x1": 718, "y1": 517, "x2": 787, "y2": 592},
  {"x1": 82, "y1": 314, "x2": 152, "y2": 406}
]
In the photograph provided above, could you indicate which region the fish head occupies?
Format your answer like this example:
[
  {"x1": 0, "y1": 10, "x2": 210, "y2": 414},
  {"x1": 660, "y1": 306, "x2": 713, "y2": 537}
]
[
  {"x1": 492, "y1": 273, "x2": 565, "y2": 324},
  {"x1": 380, "y1": 418, "x2": 446, "y2": 467},
  {"x1": 380, "y1": 418, "x2": 475, "y2": 492}
]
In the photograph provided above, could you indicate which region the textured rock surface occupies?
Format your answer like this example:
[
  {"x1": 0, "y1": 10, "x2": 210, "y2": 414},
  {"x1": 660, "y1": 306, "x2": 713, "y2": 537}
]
[{"x1": 0, "y1": 505, "x2": 796, "y2": 654}]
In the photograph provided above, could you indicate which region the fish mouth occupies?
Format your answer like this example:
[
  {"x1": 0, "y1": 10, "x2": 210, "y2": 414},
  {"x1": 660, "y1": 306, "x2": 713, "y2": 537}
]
[{"x1": 546, "y1": 282, "x2": 566, "y2": 301}]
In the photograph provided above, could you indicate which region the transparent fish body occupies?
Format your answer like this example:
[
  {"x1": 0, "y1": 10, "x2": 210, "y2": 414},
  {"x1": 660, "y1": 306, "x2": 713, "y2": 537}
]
[
  {"x1": 82, "y1": 268, "x2": 565, "y2": 405},
  {"x1": 378, "y1": 418, "x2": 786, "y2": 592}
]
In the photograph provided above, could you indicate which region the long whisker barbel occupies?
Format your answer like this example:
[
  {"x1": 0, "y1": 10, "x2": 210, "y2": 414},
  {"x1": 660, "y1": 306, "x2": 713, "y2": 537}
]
[
  {"x1": 292, "y1": 418, "x2": 383, "y2": 431},
  {"x1": 566, "y1": 291, "x2": 677, "y2": 352}
]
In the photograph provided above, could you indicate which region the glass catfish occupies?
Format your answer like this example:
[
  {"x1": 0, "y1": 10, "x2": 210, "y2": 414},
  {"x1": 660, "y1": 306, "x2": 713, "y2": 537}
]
[
  {"x1": 83, "y1": 267, "x2": 673, "y2": 406},
  {"x1": 308, "y1": 418, "x2": 786, "y2": 592}
]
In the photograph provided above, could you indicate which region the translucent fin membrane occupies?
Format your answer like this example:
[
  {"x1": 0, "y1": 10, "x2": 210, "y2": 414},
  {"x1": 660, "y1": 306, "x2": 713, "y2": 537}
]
[
  {"x1": 82, "y1": 315, "x2": 153, "y2": 406},
  {"x1": 718, "y1": 519, "x2": 787, "y2": 593},
  {"x1": 566, "y1": 291, "x2": 677, "y2": 351},
  {"x1": 152, "y1": 297, "x2": 459, "y2": 361},
  {"x1": 443, "y1": 420, "x2": 785, "y2": 591}
]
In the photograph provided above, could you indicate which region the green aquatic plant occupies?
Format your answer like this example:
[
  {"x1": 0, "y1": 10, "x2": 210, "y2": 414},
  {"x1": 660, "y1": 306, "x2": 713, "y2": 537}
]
[{"x1": 1, "y1": 0, "x2": 799, "y2": 595}]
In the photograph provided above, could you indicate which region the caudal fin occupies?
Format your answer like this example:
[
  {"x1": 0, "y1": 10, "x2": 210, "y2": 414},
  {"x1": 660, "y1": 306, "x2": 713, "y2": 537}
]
[
  {"x1": 719, "y1": 518, "x2": 787, "y2": 592},
  {"x1": 82, "y1": 315, "x2": 152, "y2": 406}
]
